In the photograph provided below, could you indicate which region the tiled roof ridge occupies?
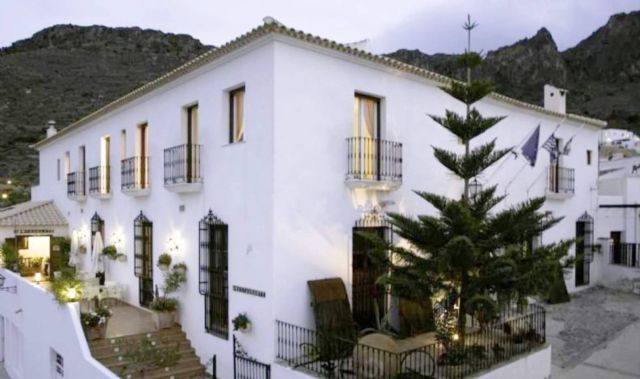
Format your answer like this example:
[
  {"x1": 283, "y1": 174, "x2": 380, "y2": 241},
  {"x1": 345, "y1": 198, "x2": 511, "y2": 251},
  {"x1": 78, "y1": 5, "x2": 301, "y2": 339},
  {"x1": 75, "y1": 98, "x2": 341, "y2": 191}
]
[{"x1": 33, "y1": 19, "x2": 606, "y2": 149}]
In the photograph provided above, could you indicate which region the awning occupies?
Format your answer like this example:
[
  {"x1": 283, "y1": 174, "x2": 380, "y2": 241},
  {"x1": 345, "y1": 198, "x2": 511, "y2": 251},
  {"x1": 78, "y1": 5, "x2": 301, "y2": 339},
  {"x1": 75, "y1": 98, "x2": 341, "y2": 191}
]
[{"x1": 0, "y1": 201, "x2": 67, "y2": 232}]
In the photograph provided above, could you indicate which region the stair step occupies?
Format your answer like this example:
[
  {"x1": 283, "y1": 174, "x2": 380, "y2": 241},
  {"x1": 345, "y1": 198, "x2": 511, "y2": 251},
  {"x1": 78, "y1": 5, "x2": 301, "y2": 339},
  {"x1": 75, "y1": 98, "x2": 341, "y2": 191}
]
[
  {"x1": 89, "y1": 328, "x2": 185, "y2": 348},
  {"x1": 91, "y1": 337, "x2": 190, "y2": 358},
  {"x1": 97, "y1": 346, "x2": 196, "y2": 364},
  {"x1": 114, "y1": 357, "x2": 204, "y2": 378}
]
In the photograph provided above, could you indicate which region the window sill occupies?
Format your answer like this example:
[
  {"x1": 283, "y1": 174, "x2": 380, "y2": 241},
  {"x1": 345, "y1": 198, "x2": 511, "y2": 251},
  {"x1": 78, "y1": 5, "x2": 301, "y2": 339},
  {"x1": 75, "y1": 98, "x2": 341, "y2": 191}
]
[{"x1": 222, "y1": 141, "x2": 246, "y2": 148}]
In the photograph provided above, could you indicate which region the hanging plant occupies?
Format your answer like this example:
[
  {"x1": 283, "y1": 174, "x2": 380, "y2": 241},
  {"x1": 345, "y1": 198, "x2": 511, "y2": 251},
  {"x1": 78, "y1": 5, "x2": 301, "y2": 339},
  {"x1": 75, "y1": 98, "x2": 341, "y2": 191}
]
[
  {"x1": 157, "y1": 253, "x2": 172, "y2": 271},
  {"x1": 172, "y1": 262, "x2": 187, "y2": 275},
  {"x1": 102, "y1": 245, "x2": 118, "y2": 260},
  {"x1": 232, "y1": 313, "x2": 251, "y2": 332}
]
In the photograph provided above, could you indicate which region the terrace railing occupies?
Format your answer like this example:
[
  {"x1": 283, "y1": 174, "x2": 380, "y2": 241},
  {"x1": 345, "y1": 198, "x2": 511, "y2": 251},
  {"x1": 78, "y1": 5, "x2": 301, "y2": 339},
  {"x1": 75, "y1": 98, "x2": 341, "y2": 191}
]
[
  {"x1": 610, "y1": 242, "x2": 640, "y2": 268},
  {"x1": 67, "y1": 171, "x2": 86, "y2": 200},
  {"x1": 547, "y1": 166, "x2": 575, "y2": 196},
  {"x1": 88, "y1": 165, "x2": 110, "y2": 196},
  {"x1": 346, "y1": 137, "x2": 402, "y2": 186},
  {"x1": 234, "y1": 335, "x2": 271, "y2": 379},
  {"x1": 164, "y1": 144, "x2": 202, "y2": 186},
  {"x1": 276, "y1": 304, "x2": 546, "y2": 379},
  {"x1": 121, "y1": 156, "x2": 150, "y2": 192}
]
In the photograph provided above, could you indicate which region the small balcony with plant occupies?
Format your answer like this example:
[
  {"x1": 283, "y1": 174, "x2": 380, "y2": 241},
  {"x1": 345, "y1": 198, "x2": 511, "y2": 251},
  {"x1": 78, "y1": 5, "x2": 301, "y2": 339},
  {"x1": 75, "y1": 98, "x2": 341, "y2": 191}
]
[
  {"x1": 88, "y1": 165, "x2": 111, "y2": 199},
  {"x1": 546, "y1": 166, "x2": 575, "y2": 199},
  {"x1": 163, "y1": 144, "x2": 202, "y2": 193},
  {"x1": 121, "y1": 156, "x2": 150, "y2": 196},
  {"x1": 67, "y1": 171, "x2": 86, "y2": 201},
  {"x1": 345, "y1": 137, "x2": 403, "y2": 191}
]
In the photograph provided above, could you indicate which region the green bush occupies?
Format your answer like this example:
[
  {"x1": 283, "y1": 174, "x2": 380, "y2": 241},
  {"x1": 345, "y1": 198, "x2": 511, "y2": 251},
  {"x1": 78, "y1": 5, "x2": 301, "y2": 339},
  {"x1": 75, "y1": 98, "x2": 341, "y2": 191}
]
[
  {"x1": 149, "y1": 297, "x2": 178, "y2": 312},
  {"x1": 0, "y1": 242, "x2": 18, "y2": 272},
  {"x1": 51, "y1": 271, "x2": 83, "y2": 304}
]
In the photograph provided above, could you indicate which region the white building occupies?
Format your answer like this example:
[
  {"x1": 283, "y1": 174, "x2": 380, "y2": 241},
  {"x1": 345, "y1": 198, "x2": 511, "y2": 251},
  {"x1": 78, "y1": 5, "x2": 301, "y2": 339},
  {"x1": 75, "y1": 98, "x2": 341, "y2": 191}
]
[{"x1": 1, "y1": 19, "x2": 606, "y2": 379}]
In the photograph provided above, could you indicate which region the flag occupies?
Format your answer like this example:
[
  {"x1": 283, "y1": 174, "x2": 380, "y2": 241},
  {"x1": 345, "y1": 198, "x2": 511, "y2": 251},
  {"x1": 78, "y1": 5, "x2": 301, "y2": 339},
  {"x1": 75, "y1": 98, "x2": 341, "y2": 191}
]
[
  {"x1": 521, "y1": 125, "x2": 540, "y2": 167},
  {"x1": 542, "y1": 133, "x2": 559, "y2": 162},
  {"x1": 562, "y1": 135, "x2": 574, "y2": 155}
]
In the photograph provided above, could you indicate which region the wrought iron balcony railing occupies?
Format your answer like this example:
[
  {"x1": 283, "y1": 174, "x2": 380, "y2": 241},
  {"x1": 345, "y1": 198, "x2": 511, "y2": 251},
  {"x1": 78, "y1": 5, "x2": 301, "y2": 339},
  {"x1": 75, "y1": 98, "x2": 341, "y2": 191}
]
[
  {"x1": 346, "y1": 137, "x2": 402, "y2": 189},
  {"x1": 610, "y1": 242, "x2": 640, "y2": 268},
  {"x1": 67, "y1": 171, "x2": 86, "y2": 200},
  {"x1": 121, "y1": 156, "x2": 150, "y2": 192},
  {"x1": 88, "y1": 165, "x2": 110, "y2": 197},
  {"x1": 547, "y1": 166, "x2": 575, "y2": 197},
  {"x1": 164, "y1": 144, "x2": 202, "y2": 186}
]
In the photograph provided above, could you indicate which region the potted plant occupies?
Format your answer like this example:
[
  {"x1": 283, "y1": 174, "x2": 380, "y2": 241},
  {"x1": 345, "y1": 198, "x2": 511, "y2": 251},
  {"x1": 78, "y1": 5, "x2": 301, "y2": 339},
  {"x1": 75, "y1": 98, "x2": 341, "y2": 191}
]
[
  {"x1": 81, "y1": 303, "x2": 112, "y2": 340},
  {"x1": 78, "y1": 244, "x2": 87, "y2": 255},
  {"x1": 232, "y1": 313, "x2": 251, "y2": 333},
  {"x1": 157, "y1": 253, "x2": 172, "y2": 271},
  {"x1": 116, "y1": 253, "x2": 127, "y2": 262},
  {"x1": 173, "y1": 262, "x2": 187, "y2": 275},
  {"x1": 102, "y1": 245, "x2": 118, "y2": 260},
  {"x1": 149, "y1": 297, "x2": 178, "y2": 329}
]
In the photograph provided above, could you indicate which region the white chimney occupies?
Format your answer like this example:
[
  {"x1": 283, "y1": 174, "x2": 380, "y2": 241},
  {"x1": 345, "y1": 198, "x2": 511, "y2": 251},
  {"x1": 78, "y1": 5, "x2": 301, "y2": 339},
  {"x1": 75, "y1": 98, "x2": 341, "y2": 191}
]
[
  {"x1": 46, "y1": 120, "x2": 57, "y2": 138},
  {"x1": 544, "y1": 84, "x2": 567, "y2": 114}
]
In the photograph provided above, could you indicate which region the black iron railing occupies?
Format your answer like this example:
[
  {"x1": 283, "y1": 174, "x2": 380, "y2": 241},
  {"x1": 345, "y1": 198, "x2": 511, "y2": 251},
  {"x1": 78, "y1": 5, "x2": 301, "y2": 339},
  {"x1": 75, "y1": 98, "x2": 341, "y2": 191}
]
[
  {"x1": 88, "y1": 165, "x2": 110, "y2": 195},
  {"x1": 121, "y1": 156, "x2": 150, "y2": 191},
  {"x1": 67, "y1": 171, "x2": 86, "y2": 199},
  {"x1": 610, "y1": 242, "x2": 640, "y2": 268},
  {"x1": 276, "y1": 304, "x2": 545, "y2": 379},
  {"x1": 346, "y1": 137, "x2": 402, "y2": 183},
  {"x1": 164, "y1": 144, "x2": 202, "y2": 185},
  {"x1": 234, "y1": 335, "x2": 271, "y2": 379},
  {"x1": 547, "y1": 166, "x2": 575, "y2": 195}
]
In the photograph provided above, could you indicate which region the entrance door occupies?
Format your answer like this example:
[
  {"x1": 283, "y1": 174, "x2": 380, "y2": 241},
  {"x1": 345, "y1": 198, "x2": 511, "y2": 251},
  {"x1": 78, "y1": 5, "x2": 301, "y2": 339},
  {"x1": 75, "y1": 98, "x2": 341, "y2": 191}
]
[
  {"x1": 352, "y1": 226, "x2": 387, "y2": 330},
  {"x1": 134, "y1": 213, "x2": 153, "y2": 307},
  {"x1": 611, "y1": 231, "x2": 622, "y2": 264},
  {"x1": 575, "y1": 217, "x2": 592, "y2": 286}
]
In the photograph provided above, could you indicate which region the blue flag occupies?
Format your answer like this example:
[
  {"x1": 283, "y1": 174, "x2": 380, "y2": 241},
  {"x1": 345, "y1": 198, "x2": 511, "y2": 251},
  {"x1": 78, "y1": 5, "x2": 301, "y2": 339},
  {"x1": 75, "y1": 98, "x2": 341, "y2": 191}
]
[{"x1": 521, "y1": 125, "x2": 540, "y2": 167}]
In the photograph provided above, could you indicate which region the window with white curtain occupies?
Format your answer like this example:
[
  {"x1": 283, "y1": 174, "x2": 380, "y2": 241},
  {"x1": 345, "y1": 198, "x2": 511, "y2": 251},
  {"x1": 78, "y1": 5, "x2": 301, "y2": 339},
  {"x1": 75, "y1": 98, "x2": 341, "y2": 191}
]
[{"x1": 229, "y1": 87, "x2": 245, "y2": 143}]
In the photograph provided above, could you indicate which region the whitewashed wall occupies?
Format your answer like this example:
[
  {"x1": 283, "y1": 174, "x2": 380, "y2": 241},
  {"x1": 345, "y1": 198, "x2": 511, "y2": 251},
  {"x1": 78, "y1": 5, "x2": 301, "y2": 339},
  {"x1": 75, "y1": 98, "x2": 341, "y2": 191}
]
[{"x1": 0, "y1": 269, "x2": 116, "y2": 379}]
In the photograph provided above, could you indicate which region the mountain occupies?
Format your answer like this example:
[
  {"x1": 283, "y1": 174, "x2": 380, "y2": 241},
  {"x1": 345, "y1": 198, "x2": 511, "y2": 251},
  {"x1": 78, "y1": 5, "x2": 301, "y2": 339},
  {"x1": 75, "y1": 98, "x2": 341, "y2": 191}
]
[
  {"x1": 387, "y1": 11, "x2": 640, "y2": 132},
  {"x1": 0, "y1": 24, "x2": 213, "y2": 194}
]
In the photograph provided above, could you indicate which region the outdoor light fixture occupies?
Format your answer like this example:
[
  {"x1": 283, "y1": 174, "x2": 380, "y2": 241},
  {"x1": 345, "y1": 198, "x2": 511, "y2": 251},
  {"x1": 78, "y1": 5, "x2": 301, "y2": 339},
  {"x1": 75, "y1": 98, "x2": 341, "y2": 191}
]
[
  {"x1": 469, "y1": 178, "x2": 482, "y2": 200},
  {"x1": 6, "y1": 180, "x2": 11, "y2": 185},
  {"x1": 0, "y1": 273, "x2": 17, "y2": 293},
  {"x1": 34, "y1": 272, "x2": 42, "y2": 285},
  {"x1": 66, "y1": 287, "x2": 77, "y2": 301},
  {"x1": 452, "y1": 333, "x2": 460, "y2": 341},
  {"x1": 1, "y1": 193, "x2": 7, "y2": 200}
]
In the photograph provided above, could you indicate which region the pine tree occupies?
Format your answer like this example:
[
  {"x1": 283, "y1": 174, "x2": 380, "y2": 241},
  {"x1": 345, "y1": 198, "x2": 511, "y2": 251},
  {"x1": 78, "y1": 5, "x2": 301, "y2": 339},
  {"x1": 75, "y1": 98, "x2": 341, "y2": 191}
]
[{"x1": 374, "y1": 16, "x2": 573, "y2": 344}]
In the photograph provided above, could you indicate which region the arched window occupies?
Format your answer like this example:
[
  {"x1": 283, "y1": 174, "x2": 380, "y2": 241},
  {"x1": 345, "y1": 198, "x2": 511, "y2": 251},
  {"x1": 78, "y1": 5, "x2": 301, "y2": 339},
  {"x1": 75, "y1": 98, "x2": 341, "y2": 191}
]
[
  {"x1": 134, "y1": 212, "x2": 153, "y2": 306},
  {"x1": 199, "y1": 210, "x2": 228, "y2": 339}
]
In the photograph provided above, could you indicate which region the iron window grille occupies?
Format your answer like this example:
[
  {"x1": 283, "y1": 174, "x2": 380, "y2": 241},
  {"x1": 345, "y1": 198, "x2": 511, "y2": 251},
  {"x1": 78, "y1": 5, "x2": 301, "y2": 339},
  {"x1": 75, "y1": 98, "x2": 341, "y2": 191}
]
[
  {"x1": 88, "y1": 165, "x2": 111, "y2": 195},
  {"x1": 199, "y1": 210, "x2": 229, "y2": 338},
  {"x1": 134, "y1": 211, "x2": 153, "y2": 306}
]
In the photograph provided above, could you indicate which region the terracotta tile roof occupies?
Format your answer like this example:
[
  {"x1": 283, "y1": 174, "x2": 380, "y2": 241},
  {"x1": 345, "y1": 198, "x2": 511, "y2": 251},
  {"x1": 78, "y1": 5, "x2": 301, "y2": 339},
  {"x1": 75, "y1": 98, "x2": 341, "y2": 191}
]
[
  {"x1": 33, "y1": 18, "x2": 606, "y2": 149},
  {"x1": 0, "y1": 201, "x2": 67, "y2": 227}
]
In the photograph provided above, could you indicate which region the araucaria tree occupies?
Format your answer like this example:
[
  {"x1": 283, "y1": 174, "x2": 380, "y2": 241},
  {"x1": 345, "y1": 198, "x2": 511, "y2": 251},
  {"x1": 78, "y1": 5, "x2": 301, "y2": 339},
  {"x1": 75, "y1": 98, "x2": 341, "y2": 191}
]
[{"x1": 378, "y1": 16, "x2": 573, "y2": 343}]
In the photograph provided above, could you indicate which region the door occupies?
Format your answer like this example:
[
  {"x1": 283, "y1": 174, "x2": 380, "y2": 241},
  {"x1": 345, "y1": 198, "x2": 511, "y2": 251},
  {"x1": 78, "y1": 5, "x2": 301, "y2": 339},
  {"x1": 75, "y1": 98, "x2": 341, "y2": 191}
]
[
  {"x1": 353, "y1": 94, "x2": 381, "y2": 179},
  {"x1": 186, "y1": 105, "x2": 198, "y2": 182},
  {"x1": 50, "y1": 237, "x2": 66, "y2": 277},
  {"x1": 611, "y1": 231, "x2": 622, "y2": 264},
  {"x1": 134, "y1": 214, "x2": 153, "y2": 307},
  {"x1": 352, "y1": 226, "x2": 387, "y2": 330},
  {"x1": 575, "y1": 221, "x2": 590, "y2": 286},
  {"x1": 139, "y1": 123, "x2": 148, "y2": 188}
]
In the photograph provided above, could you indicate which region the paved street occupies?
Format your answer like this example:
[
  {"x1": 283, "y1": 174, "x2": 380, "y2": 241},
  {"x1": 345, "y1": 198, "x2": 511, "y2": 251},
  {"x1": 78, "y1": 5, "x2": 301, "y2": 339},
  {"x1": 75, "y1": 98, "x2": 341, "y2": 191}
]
[{"x1": 547, "y1": 286, "x2": 640, "y2": 378}]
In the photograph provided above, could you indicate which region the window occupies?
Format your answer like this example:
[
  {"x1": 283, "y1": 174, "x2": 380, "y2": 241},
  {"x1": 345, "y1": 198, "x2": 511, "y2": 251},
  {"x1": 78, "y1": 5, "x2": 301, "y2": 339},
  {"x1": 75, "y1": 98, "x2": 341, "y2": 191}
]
[
  {"x1": 199, "y1": 210, "x2": 228, "y2": 338},
  {"x1": 136, "y1": 123, "x2": 149, "y2": 188},
  {"x1": 351, "y1": 94, "x2": 381, "y2": 179},
  {"x1": 64, "y1": 152, "x2": 70, "y2": 176},
  {"x1": 91, "y1": 212, "x2": 105, "y2": 252},
  {"x1": 353, "y1": 93, "x2": 380, "y2": 140},
  {"x1": 229, "y1": 87, "x2": 245, "y2": 143},
  {"x1": 17, "y1": 236, "x2": 28, "y2": 250},
  {"x1": 587, "y1": 150, "x2": 592, "y2": 165},
  {"x1": 120, "y1": 129, "x2": 127, "y2": 160},
  {"x1": 78, "y1": 146, "x2": 86, "y2": 172}
]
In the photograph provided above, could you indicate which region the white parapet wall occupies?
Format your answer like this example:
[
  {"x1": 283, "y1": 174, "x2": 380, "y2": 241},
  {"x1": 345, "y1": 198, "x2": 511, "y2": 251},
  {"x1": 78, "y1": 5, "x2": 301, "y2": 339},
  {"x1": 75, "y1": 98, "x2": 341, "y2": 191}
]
[
  {"x1": 0, "y1": 269, "x2": 117, "y2": 379},
  {"x1": 472, "y1": 344, "x2": 552, "y2": 379}
]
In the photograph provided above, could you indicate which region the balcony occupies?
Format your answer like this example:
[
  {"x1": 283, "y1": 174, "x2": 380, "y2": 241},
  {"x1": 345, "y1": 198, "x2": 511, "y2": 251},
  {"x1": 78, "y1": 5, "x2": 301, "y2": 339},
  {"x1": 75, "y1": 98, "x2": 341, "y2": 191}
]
[
  {"x1": 121, "y1": 157, "x2": 150, "y2": 197},
  {"x1": 163, "y1": 144, "x2": 202, "y2": 193},
  {"x1": 67, "y1": 171, "x2": 86, "y2": 201},
  {"x1": 546, "y1": 166, "x2": 574, "y2": 200},
  {"x1": 345, "y1": 137, "x2": 402, "y2": 191},
  {"x1": 88, "y1": 166, "x2": 111, "y2": 199}
]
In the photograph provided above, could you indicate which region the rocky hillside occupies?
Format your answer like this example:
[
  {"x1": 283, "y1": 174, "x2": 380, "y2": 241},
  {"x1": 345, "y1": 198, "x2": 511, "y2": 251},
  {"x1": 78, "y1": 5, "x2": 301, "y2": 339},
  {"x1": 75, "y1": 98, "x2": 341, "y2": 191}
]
[
  {"x1": 0, "y1": 25, "x2": 212, "y2": 193},
  {"x1": 388, "y1": 11, "x2": 640, "y2": 132}
]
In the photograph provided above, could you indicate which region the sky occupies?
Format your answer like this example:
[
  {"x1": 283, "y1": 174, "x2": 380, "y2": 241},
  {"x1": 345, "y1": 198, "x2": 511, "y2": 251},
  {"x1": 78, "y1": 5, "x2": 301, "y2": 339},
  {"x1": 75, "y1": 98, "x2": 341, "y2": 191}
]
[{"x1": 0, "y1": 0, "x2": 638, "y2": 54}]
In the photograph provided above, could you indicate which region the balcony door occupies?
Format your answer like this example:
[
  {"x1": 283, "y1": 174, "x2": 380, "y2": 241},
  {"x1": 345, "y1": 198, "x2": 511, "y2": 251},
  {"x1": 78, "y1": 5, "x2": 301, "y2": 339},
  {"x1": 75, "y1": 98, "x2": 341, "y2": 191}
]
[
  {"x1": 134, "y1": 212, "x2": 153, "y2": 307},
  {"x1": 138, "y1": 123, "x2": 149, "y2": 188},
  {"x1": 575, "y1": 213, "x2": 593, "y2": 287},
  {"x1": 353, "y1": 94, "x2": 380, "y2": 179},
  {"x1": 186, "y1": 105, "x2": 199, "y2": 182}
]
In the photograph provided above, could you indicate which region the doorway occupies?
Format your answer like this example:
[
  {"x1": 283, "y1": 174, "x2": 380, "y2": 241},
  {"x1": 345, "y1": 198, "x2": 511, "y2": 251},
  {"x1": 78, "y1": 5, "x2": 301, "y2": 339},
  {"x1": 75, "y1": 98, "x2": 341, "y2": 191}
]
[
  {"x1": 134, "y1": 212, "x2": 153, "y2": 307},
  {"x1": 575, "y1": 213, "x2": 594, "y2": 287}
]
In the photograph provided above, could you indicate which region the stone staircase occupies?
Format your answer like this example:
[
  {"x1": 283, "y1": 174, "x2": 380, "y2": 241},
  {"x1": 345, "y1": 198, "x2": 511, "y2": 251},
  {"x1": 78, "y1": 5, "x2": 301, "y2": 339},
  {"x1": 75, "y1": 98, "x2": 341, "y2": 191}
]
[{"x1": 88, "y1": 326, "x2": 207, "y2": 379}]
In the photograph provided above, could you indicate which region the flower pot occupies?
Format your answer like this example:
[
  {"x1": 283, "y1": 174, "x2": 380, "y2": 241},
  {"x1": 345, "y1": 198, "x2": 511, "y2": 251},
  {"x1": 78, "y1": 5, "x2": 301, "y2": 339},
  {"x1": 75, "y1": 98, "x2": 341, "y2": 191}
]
[
  {"x1": 174, "y1": 266, "x2": 186, "y2": 275},
  {"x1": 84, "y1": 323, "x2": 107, "y2": 341},
  {"x1": 78, "y1": 246, "x2": 87, "y2": 255},
  {"x1": 117, "y1": 255, "x2": 127, "y2": 263},
  {"x1": 153, "y1": 311, "x2": 176, "y2": 329},
  {"x1": 239, "y1": 322, "x2": 252, "y2": 333},
  {"x1": 158, "y1": 263, "x2": 170, "y2": 272}
]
